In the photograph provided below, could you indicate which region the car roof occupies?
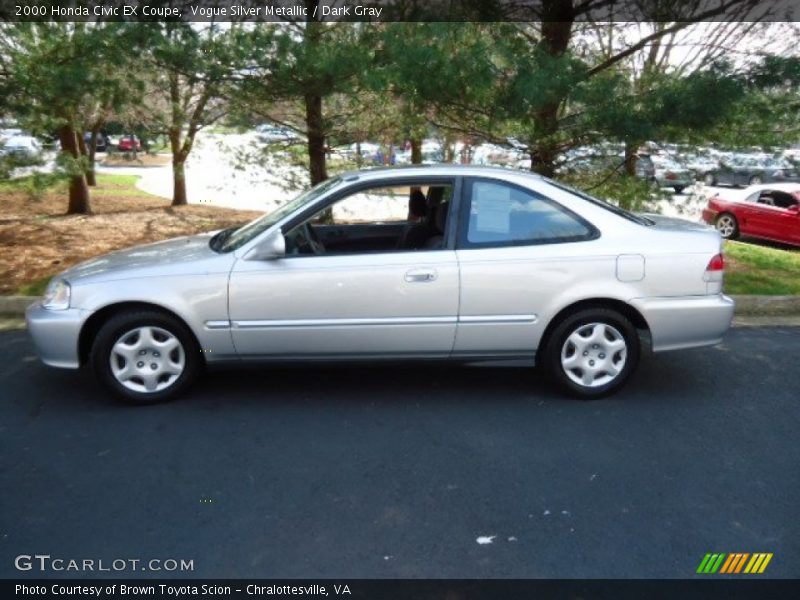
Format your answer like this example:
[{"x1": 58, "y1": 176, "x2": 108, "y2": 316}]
[{"x1": 338, "y1": 164, "x2": 544, "y2": 183}]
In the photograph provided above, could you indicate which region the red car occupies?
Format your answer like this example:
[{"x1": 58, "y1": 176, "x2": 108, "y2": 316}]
[
  {"x1": 117, "y1": 135, "x2": 142, "y2": 152},
  {"x1": 702, "y1": 183, "x2": 800, "y2": 247}
]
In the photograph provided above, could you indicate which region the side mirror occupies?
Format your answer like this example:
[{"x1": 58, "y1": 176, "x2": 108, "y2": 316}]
[{"x1": 245, "y1": 230, "x2": 285, "y2": 260}]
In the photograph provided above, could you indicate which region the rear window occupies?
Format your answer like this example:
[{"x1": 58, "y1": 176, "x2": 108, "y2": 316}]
[
  {"x1": 458, "y1": 179, "x2": 597, "y2": 248},
  {"x1": 544, "y1": 178, "x2": 655, "y2": 226}
]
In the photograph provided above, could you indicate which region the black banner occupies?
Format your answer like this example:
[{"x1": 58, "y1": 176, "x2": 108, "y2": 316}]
[
  {"x1": 4, "y1": 579, "x2": 800, "y2": 600},
  {"x1": 2, "y1": 0, "x2": 799, "y2": 23}
]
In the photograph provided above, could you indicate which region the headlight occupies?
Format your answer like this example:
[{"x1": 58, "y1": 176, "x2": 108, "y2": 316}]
[{"x1": 42, "y1": 278, "x2": 71, "y2": 310}]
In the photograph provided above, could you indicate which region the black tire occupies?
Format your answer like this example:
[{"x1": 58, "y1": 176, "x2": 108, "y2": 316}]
[
  {"x1": 90, "y1": 310, "x2": 202, "y2": 405},
  {"x1": 704, "y1": 172, "x2": 716, "y2": 186},
  {"x1": 749, "y1": 175, "x2": 762, "y2": 185},
  {"x1": 542, "y1": 308, "x2": 640, "y2": 399},
  {"x1": 714, "y1": 212, "x2": 739, "y2": 240},
  {"x1": 673, "y1": 185, "x2": 685, "y2": 194}
]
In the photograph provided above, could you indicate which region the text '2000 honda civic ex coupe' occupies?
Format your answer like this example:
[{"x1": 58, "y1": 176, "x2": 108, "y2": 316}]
[{"x1": 26, "y1": 165, "x2": 734, "y2": 404}]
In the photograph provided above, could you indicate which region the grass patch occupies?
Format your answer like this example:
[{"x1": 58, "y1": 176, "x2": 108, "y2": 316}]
[
  {"x1": 15, "y1": 276, "x2": 50, "y2": 296},
  {"x1": 0, "y1": 172, "x2": 65, "y2": 194},
  {"x1": 724, "y1": 240, "x2": 800, "y2": 295}
]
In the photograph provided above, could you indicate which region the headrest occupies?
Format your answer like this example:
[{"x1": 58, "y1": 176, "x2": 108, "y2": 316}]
[
  {"x1": 434, "y1": 202, "x2": 448, "y2": 233},
  {"x1": 426, "y1": 186, "x2": 445, "y2": 208},
  {"x1": 409, "y1": 190, "x2": 427, "y2": 218}
]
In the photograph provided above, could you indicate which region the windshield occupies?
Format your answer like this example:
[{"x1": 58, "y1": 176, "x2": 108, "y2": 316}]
[{"x1": 216, "y1": 176, "x2": 342, "y2": 253}]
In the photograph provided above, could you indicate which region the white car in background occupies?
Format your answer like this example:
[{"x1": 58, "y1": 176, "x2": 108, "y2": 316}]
[{"x1": 0, "y1": 135, "x2": 42, "y2": 159}]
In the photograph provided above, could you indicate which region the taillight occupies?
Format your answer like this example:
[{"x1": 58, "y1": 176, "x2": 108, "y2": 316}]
[
  {"x1": 707, "y1": 253, "x2": 724, "y2": 271},
  {"x1": 665, "y1": 172, "x2": 677, "y2": 180}
]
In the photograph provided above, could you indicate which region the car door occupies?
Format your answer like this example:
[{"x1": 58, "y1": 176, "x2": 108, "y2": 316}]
[
  {"x1": 716, "y1": 163, "x2": 734, "y2": 185},
  {"x1": 227, "y1": 181, "x2": 460, "y2": 358},
  {"x1": 746, "y1": 191, "x2": 800, "y2": 244},
  {"x1": 452, "y1": 177, "x2": 600, "y2": 358}
]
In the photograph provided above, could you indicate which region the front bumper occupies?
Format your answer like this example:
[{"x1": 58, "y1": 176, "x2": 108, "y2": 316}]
[
  {"x1": 701, "y1": 208, "x2": 717, "y2": 224},
  {"x1": 629, "y1": 294, "x2": 735, "y2": 352},
  {"x1": 25, "y1": 302, "x2": 88, "y2": 369}
]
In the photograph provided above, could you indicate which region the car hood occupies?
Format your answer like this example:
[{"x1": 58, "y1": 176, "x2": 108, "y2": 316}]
[{"x1": 61, "y1": 232, "x2": 224, "y2": 285}]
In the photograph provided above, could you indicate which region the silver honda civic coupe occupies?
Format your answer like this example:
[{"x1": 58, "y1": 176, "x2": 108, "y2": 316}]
[{"x1": 26, "y1": 165, "x2": 734, "y2": 404}]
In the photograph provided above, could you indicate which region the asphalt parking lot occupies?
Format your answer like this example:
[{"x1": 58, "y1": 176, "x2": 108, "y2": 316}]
[{"x1": 1, "y1": 326, "x2": 798, "y2": 579}]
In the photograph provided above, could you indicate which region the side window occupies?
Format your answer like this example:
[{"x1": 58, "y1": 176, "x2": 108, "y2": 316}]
[
  {"x1": 460, "y1": 179, "x2": 594, "y2": 247},
  {"x1": 744, "y1": 192, "x2": 760, "y2": 203},
  {"x1": 285, "y1": 182, "x2": 454, "y2": 256},
  {"x1": 772, "y1": 192, "x2": 798, "y2": 209},
  {"x1": 312, "y1": 186, "x2": 408, "y2": 225}
]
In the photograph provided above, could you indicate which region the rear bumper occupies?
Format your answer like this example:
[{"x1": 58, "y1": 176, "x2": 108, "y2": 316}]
[
  {"x1": 25, "y1": 302, "x2": 88, "y2": 369},
  {"x1": 629, "y1": 294, "x2": 735, "y2": 352}
]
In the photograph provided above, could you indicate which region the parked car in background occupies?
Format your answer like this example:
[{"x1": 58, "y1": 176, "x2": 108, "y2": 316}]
[
  {"x1": 634, "y1": 153, "x2": 656, "y2": 181},
  {"x1": 703, "y1": 155, "x2": 800, "y2": 187},
  {"x1": 84, "y1": 132, "x2": 109, "y2": 152},
  {"x1": 0, "y1": 128, "x2": 24, "y2": 142},
  {"x1": 651, "y1": 155, "x2": 693, "y2": 193},
  {"x1": 783, "y1": 144, "x2": 800, "y2": 165},
  {"x1": 117, "y1": 135, "x2": 142, "y2": 152},
  {"x1": 256, "y1": 123, "x2": 303, "y2": 143},
  {"x1": 26, "y1": 165, "x2": 734, "y2": 405},
  {"x1": 682, "y1": 152, "x2": 720, "y2": 181},
  {"x1": 0, "y1": 135, "x2": 42, "y2": 159},
  {"x1": 702, "y1": 183, "x2": 800, "y2": 246}
]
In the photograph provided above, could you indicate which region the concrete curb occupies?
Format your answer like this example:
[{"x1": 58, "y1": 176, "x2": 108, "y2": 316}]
[
  {"x1": 0, "y1": 296, "x2": 37, "y2": 316},
  {"x1": 2, "y1": 294, "x2": 800, "y2": 318},
  {"x1": 729, "y1": 295, "x2": 800, "y2": 316}
]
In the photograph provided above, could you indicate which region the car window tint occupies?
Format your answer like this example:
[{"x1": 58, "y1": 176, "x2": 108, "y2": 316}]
[
  {"x1": 465, "y1": 181, "x2": 592, "y2": 245},
  {"x1": 772, "y1": 192, "x2": 798, "y2": 209}
]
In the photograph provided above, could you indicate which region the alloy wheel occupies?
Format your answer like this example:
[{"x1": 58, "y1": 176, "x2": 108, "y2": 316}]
[{"x1": 716, "y1": 215, "x2": 736, "y2": 238}]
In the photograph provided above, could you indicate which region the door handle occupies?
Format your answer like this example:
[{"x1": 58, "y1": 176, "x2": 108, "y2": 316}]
[{"x1": 404, "y1": 268, "x2": 437, "y2": 282}]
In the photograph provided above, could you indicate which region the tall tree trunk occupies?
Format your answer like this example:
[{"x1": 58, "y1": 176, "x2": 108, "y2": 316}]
[
  {"x1": 86, "y1": 133, "x2": 97, "y2": 187},
  {"x1": 172, "y1": 161, "x2": 188, "y2": 206},
  {"x1": 169, "y1": 129, "x2": 188, "y2": 206},
  {"x1": 410, "y1": 138, "x2": 422, "y2": 164},
  {"x1": 58, "y1": 125, "x2": 91, "y2": 215},
  {"x1": 624, "y1": 140, "x2": 639, "y2": 177},
  {"x1": 529, "y1": 6, "x2": 575, "y2": 178},
  {"x1": 530, "y1": 102, "x2": 560, "y2": 177},
  {"x1": 304, "y1": 93, "x2": 327, "y2": 185},
  {"x1": 78, "y1": 129, "x2": 98, "y2": 187}
]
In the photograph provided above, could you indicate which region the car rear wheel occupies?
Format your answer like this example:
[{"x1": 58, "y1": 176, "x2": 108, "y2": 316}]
[
  {"x1": 704, "y1": 173, "x2": 716, "y2": 186},
  {"x1": 90, "y1": 310, "x2": 201, "y2": 404},
  {"x1": 715, "y1": 213, "x2": 739, "y2": 240},
  {"x1": 543, "y1": 308, "x2": 640, "y2": 399},
  {"x1": 673, "y1": 185, "x2": 686, "y2": 194}
]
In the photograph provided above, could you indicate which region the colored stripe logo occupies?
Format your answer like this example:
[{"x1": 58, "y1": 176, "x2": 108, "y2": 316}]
[{"x1": 697, "y1": 553, "x2": 773, "y2": 574}]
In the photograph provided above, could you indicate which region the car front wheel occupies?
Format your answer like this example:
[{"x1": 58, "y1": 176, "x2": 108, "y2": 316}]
[
  {"x1": 715, "y1": 213, "x2": 739, "y2": 240},
  {"x1": 543, "y1": 308, "x2": 640, "y2": 398},
  {"x1": 90, "y1": 310, "x2": 201, "y2": 404}
]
